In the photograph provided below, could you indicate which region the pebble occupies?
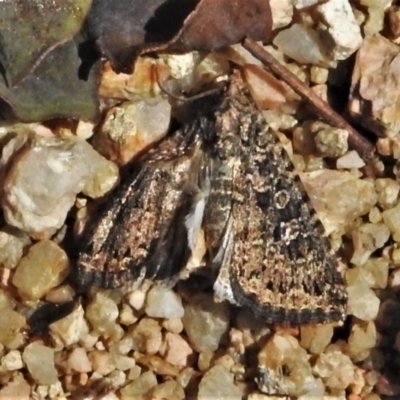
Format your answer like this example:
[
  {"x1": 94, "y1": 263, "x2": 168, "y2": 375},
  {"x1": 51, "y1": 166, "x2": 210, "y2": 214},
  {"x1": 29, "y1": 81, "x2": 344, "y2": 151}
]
[
  {"x1": 0, "y1": 231, "x2": 23, "y2": 269},
  {"x1": 300, "y1": 324, "x2": 334, "y2": 354},
  {"x1": 129, "y1": 317, "x2": 162, "y2": 354},
  {"x1": 86, "y1": 292, "x2": 119, "y2": 333},
  {"x1": 346, "y1": 257, "x2": 389, "y2": 289},
  {"x1": 350, "y1": 223, "x2": 390, "y2": 266},
  {"x1": 349, "y1": 34, "x2": 400, "y2": 137},
  {"x1": 45, "y1": 284, "x2": 75, "y2": 303},
  {"x1": 347, "y1": 286, "x2": 380, "y2": 321},
  {"x1": 120, "y1": 370, "x2": 158, "y2": 400},
  {"x1": 336, "y1": 151, "x2": 366, "y2": 169},
  {"x1": 0, "y1": 374, "x2": 30, "y2": 400},
  {"x1": 312, "y1": 122, "x2": 349, "y2": 157},
  {"x1": 346, "y1": 321, "x2": 377, "y2": 362},
  {"x1": 375, "y1": 178, "x2": 400, "y2": 209},
  {"x1": 182, "y1": 293, "x2": 230, "y2": 352},
  {"x1": 50, "y1": 305, "x2": 89, "y2": 346},
  {"x1": 313, "y1": 350, "x2": 355, "y2": 391},
  {"x1": 198, "y1": 365, "x2": 242, "y2": 400},
  {"x1": 145, "y1": 286, "x2": 184, "y2": 319},
  {"x1": 0, "y1": 307, "x2": 26, "y2": 349},
  {"x1": 94, "y1": 98, "x2": 171, "y2": 166},
  {"x1": 257, "y1": 334, "x2": 317, "y2": 396},
  {"x1": 1, "y1": 135, "x2": 118, "y2": 237},
  {"x1": 274, "y1": 24, "x2": 329, "y2": 66},
  {"x1": 22, "y1": 342, "x2": 58, "y2": 385},
  {"x1": 12, "y1": 240, "x2": 70, "y2": 301},
  {"x1": 88, "y1": 350, "x2": 116, "y2": 375},
  {"x1": 316, "y1": 0, "x2": 363, "y2": 60},
  {"x1": 301, "y1": 170, "x2": 377, "y2": 235},
  {"x1": 150, "y1": 380, "x2": 185, "y2": 400},
  {"x1": 382, "y1": 204, "x2": 400, "y2": 241},
  {"x1": 163, "y1": 332, "x2": 193, "y2": 366},
  {"x1": 0, "y1": 350, "x2": 23, "y2": 371},
  {"x1": 67, "y1": 347, "x2": 92, "y2": 373}
]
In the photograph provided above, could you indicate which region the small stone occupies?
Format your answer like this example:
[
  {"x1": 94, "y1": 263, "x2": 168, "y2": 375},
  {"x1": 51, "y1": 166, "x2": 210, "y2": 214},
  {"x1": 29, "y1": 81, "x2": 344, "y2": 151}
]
[
  {"x1": 273, "y1": 24, "x2": 329, "y2": 66},
  {"x1": 67, "y1": 347, "x2": 92, "y2": 373},
  {"x1": 86, "y1": 292, "x2": 119, "y2": 333},
  {"x1": 375, "y1": 178, "x2": 400, "y2": 209},
  {"x1": 0, "y1": 308, "x2": 26, "y2": 349},
  {"x1": 316, "y1": 0, "x2": 363, "y2": 60},
  {"x1": 45, "y1": 284, "x2": 75, "y2": 303},
  {"x1": 369, "y1": 207, "x2": 382, "y2": 224},
  {"x1": 257, "y1": 333, "x2": 317, "y2": 396},
  {"x1": 0, "y1": 289, "x2": 16, "y2": 309},
  {"x1": 162, "y1": 318, "x2": 183, "y2": 334},
  {"x1": 1, "y1": 350, "x2": 23, "y2": 371},
  {"x1": 115, "y1": 355, "x2": 136, "y2": 371},
  {"x1": 346, "y1": 321, "x2": 377, "y2": 362},
  {"x1": 94, "y1": 98, "x2": 171, "y2": 166},
  {"x1": 12, "y1": 240, "x2": 70, "y2": 301},
  {"x1": 129, "y1": 317, "x2": 162, "y2": 354},
  {"x1": 128, "y1": 288, "x2": 147, "y2": 311},
  {"x1": 120, "y1": 370, "x2": 157, "y2": 399},
  {"x1": 145, "y1": 286, "x2": 184, "y2": 319},
  {"x1": 382, "y1": 204, "x2": 400, "y2": 241},
  {"x1": 310, "y1": 66, "x2": 329, "y2": 85},
  {"x1": 182, "y1": 293, "x2": 230, "y2": 352},
  {"x1": 0, "y1": 231, "x2": 23, "y2": 269},
  {"x1": 313, "y1": 350, "x2": 355, "y2": 391},
  {"x1": 150, "y1": 380, "x2": 185, "y2": 400},
  {"x1": 22, "y1": 342, "x2": 58, "y2": 385},
  {"x1": 119, "y1": 303, "x2": 137, "y2": 326},
  {"x1": 1, "y1": 134, "x2": 118, "y2": 237},
  {"x1": 88, "y1": 350, "x2": 116, "y2": 375},
  {"x1": 163, "y1": 332, "x2": 193, "y2": 366},
  {"x1": 347, "y1": 286, "x2": 380, "y2": 321},
  {"x1": 198, "y1": 365, "x2": 242, "y2": 400},
  {"x1": 269, "y1": 0, "x2": 293, "y2": 30},
  {"x1": 346, "y1": 257, "x2": 389, "y2": 289},
  {"x1": 336, "y1": 151, "x2": 366, "y2": 169},
  {"x1": 300, "y1": 324, "x2": 334, "y2": 354},
  {"x1": 0, "y1": 374, "x2": 30, "y2": 400},
  {"x1": 138, "y1": 354, "x2": 180, "y2": 376},
  {"x1": 128, "y1": 365, "x2": 142, "y2": 380},
  {"x1": 50, "y1": 305, "x2": 89, "y2": 346},
  {"x1": 312, "y1": 123, "x2": 349, "y2": 157},
  {"x1": 349, "y1": 34, "x2": 400, "y2": 137},
  {"x1": 109, "y1": 337, "x2": 134, "y2": 356},
  {"x1": 198, "y1": 350, "x2": 214, "y2": 372},
  {"x1": 301, "y1": 170, "x2": 377, "y2": 235},
  {"x1": 350, "y1": 224, "x2": 390, "y2": 266}
]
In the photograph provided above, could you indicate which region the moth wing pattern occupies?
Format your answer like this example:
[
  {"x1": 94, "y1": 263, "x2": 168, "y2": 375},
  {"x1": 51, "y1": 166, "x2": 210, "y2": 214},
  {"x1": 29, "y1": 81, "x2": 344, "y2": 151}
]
[
  {"x1": 76, "y1": 119, "x2": 209, "y2": 289},
  {"x1": 206, "y1": 72, "x2": 347, "y2": 325}
]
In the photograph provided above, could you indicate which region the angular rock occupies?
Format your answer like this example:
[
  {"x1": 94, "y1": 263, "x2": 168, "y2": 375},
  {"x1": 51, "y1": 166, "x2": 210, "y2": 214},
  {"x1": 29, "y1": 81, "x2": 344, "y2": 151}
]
[
  {"x1": 86, "y1": 291, "x2": 119, "y2": 333},
  {"x1": 12, "y1": 240, "x2": 70, "y2": 301},
  {"x1": 22, "y1": 342, "x2": 58, "y2": 385},
  {"x1": 145, "y1": 286, "x2": 184, "y2": 319},
  {"x1": 198, "y1": 365, "x2": 242, "y2": 400},
  {"x1": 182, "y1": 293, "x2": 230, "y2": 352},
  {"x1": 0, "y1": 231, "x2": 24, "y2": 269},
  {"x1": 347, "y1": 286, "x2": 380, "y2": 321}
]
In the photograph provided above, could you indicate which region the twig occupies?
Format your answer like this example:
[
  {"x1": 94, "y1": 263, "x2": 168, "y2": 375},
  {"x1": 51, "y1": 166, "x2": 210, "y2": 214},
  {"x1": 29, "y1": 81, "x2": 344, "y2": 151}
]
[{"x1": 242, "y1": 38, "x2": 375, "y2": 162}]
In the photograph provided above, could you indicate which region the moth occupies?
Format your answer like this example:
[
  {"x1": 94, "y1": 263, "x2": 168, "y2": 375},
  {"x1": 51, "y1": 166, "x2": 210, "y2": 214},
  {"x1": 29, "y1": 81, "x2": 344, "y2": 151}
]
[{"x1": 76, "y1": 71, "x2": 347, "y2": 325}]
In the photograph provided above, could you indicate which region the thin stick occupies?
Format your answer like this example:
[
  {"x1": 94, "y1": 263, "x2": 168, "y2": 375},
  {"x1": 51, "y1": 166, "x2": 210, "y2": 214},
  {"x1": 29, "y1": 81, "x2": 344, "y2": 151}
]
[{"x1": 242, "y1": 38, "x2": 375, "y2": 162}]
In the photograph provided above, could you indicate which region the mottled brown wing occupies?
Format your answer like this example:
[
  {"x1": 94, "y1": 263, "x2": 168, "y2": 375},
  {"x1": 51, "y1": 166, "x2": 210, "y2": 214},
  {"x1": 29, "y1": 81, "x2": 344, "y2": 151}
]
[
  {"x1": 207, "y1": 73, "x2": 347, "y2": 325},
  {"x1": 76, "y1": 119, "x2": 208, "y2": 289}
]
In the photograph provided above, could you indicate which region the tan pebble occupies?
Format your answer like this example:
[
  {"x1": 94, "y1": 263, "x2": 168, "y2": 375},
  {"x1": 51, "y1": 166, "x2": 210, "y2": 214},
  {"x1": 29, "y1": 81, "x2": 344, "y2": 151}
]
[
  {"x1": 150, "y1": 380, "x2": 185, "y2": 400},
  {"x1": 12, "y1": 240, "x2": 70, "y2": 301},
  {"x1": 129, "y1": 317, "x2": 162, "y2": 354},
  {"x1": 164, "y1": 332, "x2": 193, "y2": 366},
  {"x1": 138, "y1": 354, "x2": 180, "y2": 376},
  {"x1": 198, "y1": 350, "x2": 214, "y2": 371},
  {"x1": 115, "y1": 355, "x2": 136, "y2": 371},
  {"x1": 300, "y1": 324, "x2": 333, "y2": 354},
  {"x1": 162, "y1": 318, "x2": 183, "y2": 334},
  {"x1": 128, "y1": 289, "x2": 147, "y2": 311},
  {"x1": 88, "y1": 350, "x2": 116, "y2": 375},
  {"x1": 128, "y1": 364, "x2": 142, "y2": 380},
  {"x1": 67, "y1": 348, "x2": 91, "y2": 373},
  {"x1": 0, "y1": 374, "x2": 30, "y2": 400},
  {"x1": 1, "y1": 350, "x2": 23, "y2": 371},
  {"x1": 45, "y1": 284, "x2": 75, "y2": 303},
  {"x1": 50, "y1": 305, "x2": 89, "y2": 347},
  {"x1": 119, "y1": 303, "x2": 137, "y2": 326},
  {"x1": 120, "y1": 370, "x2": 157, "y2": 400}
]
